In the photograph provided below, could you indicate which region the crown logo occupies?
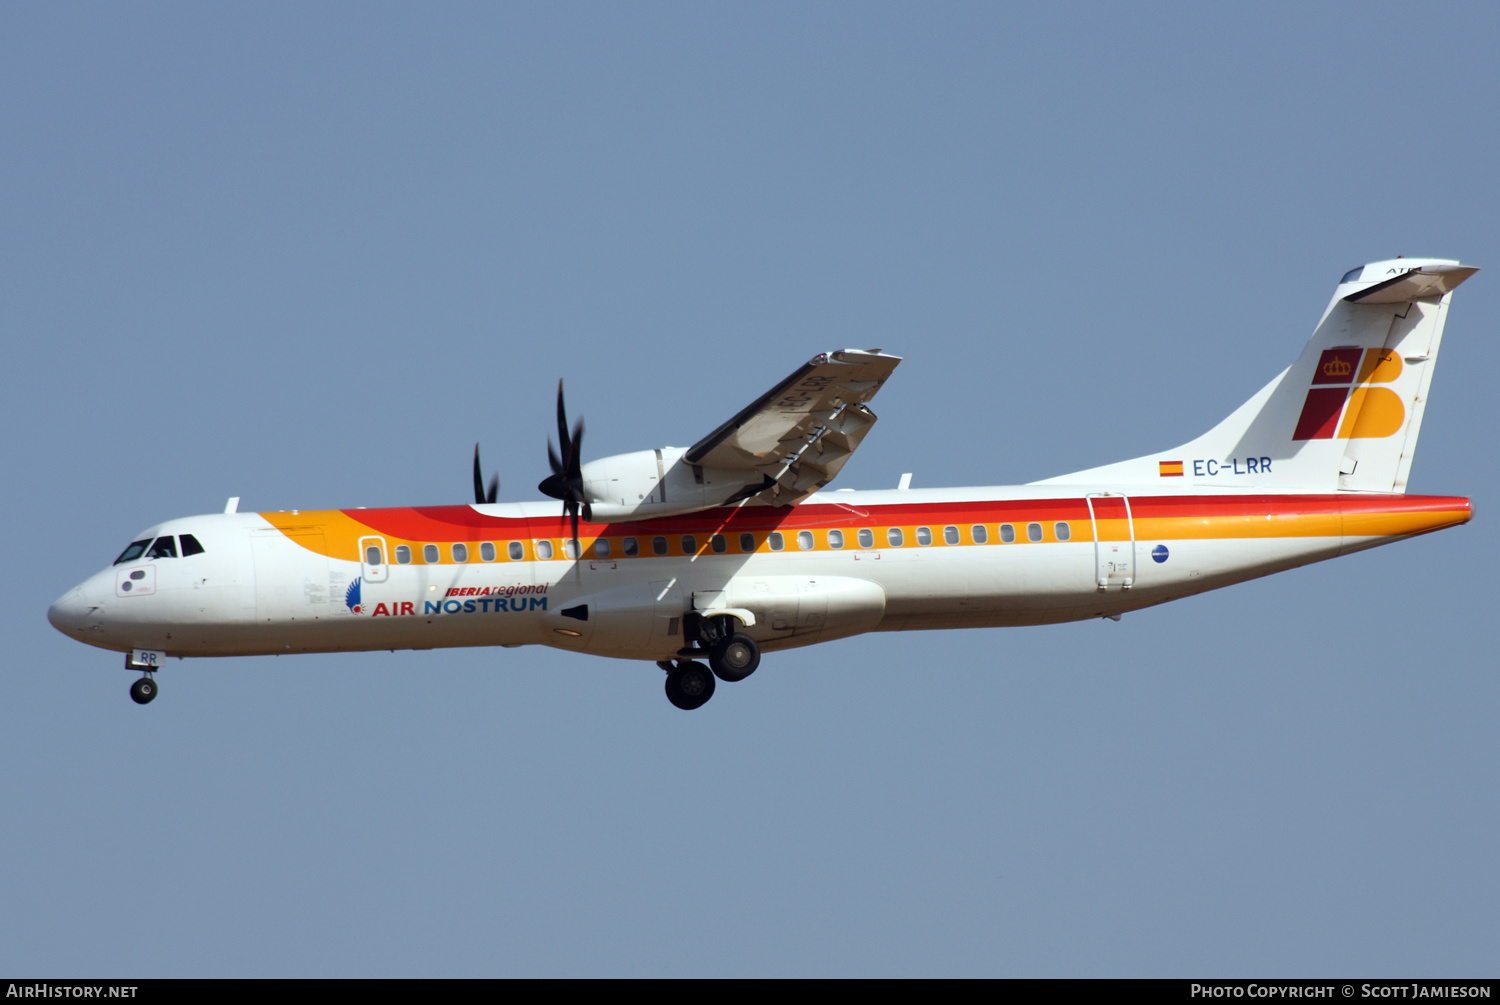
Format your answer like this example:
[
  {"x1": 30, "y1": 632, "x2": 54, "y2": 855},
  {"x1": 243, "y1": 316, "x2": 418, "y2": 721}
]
[{"x1": 1322, "y1": 358, "x2": 1352, "y2": 377}]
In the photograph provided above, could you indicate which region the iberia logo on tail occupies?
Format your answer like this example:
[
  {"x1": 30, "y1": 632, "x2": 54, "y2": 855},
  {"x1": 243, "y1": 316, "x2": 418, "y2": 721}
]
[{"x1": 1293, "y1": 347, "x2": 1405, "y2": 441}]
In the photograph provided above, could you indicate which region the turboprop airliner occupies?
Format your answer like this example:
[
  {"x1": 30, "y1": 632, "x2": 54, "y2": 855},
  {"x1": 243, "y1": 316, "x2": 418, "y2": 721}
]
[{"x1": 48, "y1": 258, "x2": 1476, "y2": 709}]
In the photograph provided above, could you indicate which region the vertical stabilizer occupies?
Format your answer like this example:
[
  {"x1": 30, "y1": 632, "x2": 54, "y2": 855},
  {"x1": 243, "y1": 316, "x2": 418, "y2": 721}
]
[{"x1": 1037, "y1": 259, "x2": 1477, "y2": 492}]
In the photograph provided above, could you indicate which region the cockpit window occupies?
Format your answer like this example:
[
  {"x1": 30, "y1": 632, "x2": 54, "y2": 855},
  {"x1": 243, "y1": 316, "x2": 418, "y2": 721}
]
[
  {"x1": 1341, "y1": 266, "x2": 1364, "y2": 283},
  {"x1": 179, "y1": 533, "x2": 205, "y2": 556},
  {"x1": 147, "y1": 537, "x2": 178, "y2": 559},
  {"x1": 114, "y1": 539, "x2": 152, "y2": 565}
]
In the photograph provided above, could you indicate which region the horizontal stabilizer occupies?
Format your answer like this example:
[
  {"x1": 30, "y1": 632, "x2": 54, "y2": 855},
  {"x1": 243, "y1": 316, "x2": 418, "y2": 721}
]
[{"x1": 1344, "y1": 264, "x2": 1478, "y2": 304}]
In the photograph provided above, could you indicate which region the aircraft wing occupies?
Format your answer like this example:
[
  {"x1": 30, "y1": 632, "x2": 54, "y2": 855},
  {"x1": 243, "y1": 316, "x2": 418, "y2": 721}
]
[{"x1": 685, "y1": 349, "x2": 901, "y2": 504}]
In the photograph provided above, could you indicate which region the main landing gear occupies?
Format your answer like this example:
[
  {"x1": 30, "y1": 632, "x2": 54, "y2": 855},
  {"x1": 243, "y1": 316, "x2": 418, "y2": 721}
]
[
  {"x1": 129, "y1": 675, "x2": 157, "y2": 705},
  {"x1": 662, "y1": 661, "x2": 715, "y2": 710},
  {"x1": 657, "y1": 614, "x2": 762, "y2": 710}
]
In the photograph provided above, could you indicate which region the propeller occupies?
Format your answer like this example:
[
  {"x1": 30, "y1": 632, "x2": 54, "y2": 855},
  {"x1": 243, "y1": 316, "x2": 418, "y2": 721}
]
[
  {"x1": 472, "y1": 444, "x2": 499, "y2": 505},
  {"x1": 537, "y1": 379, "x2": 590, "y2": 547}
]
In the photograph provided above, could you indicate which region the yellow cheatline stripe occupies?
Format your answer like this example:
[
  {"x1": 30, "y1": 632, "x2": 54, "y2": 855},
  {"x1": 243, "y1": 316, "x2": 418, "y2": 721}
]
[{"x1": 1341, "y1": 507, "x2": 1469, "y2": 538}]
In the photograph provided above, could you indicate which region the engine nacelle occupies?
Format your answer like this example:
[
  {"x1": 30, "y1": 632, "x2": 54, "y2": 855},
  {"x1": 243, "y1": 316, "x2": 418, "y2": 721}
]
[{"x1": 580, "y1": 447, "x2": 769, "y2": 522}]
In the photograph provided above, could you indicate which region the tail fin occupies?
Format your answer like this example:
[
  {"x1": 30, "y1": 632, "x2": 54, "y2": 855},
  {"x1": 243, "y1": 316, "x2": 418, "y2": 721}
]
[{"x1": 1039, "y1": 258, "x2": 1478, "y2": 493}]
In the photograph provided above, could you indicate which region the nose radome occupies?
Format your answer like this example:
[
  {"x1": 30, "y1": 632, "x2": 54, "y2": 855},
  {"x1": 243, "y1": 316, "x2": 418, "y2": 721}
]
[{"x1": 48, "y1": 587, "x2": 88, "y2": 634}]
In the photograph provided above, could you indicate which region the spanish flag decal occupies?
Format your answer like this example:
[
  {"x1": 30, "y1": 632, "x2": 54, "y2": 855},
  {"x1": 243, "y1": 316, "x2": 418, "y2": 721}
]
[{"x1": 1159, "y1": 460, "x2": 1184, "y2": 477}]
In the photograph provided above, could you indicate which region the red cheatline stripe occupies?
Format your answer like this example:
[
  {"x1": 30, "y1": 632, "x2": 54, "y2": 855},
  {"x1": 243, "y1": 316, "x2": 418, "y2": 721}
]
[{"x1": 338, "y1": 494, "x2": 1469, "y2": 541}]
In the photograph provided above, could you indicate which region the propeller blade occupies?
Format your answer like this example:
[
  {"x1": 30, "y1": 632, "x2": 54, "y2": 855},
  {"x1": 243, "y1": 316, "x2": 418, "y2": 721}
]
[
  {"x1": 555, "y1": 380, "x2": 571, "y2": 462},
  {"x1": 539, "y1": 377, "x2": 589, "y2": 545},
  {"x1": 474, "y1": 444, "x2": 500, "y2": 505},
  {"x1": 567, "y1": 419, "x2": 585, "y2": 475}
]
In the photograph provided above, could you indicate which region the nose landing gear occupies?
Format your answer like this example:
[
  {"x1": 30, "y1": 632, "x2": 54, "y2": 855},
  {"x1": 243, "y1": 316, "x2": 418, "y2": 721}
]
[{"x1": 129, "y1": 675, "x2": 157, "y2": 705}]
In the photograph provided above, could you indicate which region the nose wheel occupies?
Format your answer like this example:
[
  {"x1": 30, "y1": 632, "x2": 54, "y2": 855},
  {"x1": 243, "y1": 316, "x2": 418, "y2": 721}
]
[{"x1": 129, "y1": 676, "x2": 157, "y2": 705}]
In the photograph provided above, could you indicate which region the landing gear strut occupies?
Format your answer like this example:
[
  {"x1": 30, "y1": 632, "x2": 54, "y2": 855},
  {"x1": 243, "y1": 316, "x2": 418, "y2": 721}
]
[{"x1": 130, "y1": 676, "x2": 157, "y2": 705}]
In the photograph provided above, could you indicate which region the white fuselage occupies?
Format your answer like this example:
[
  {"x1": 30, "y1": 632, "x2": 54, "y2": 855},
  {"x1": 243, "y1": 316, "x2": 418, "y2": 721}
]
[{"x1": 46, "y1": 485, "x2": 1470, "y2": 665}]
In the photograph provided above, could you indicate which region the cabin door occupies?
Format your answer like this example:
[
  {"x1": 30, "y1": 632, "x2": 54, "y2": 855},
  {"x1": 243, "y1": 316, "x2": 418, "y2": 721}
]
[{"x1": 1085, "y1": 494, "x2": 1135, "y2": 591}]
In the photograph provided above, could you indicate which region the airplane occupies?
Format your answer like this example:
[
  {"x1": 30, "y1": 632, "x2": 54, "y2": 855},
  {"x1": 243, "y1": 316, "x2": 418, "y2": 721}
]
[{"x1": 48, "y1": 257, "x2": 1477, "y2": 710}]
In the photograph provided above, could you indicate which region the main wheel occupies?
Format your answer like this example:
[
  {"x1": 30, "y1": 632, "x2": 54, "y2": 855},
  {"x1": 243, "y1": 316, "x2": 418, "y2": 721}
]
[
  {"x1": 130, "y1": 677, "x2": 157, "y2": 705},
  {"x1": 665, "y1": 661, "x2": 716, "y2": 710},
  {"x1": 710, "y1": 633, "x2": 760, "y2": 682}
]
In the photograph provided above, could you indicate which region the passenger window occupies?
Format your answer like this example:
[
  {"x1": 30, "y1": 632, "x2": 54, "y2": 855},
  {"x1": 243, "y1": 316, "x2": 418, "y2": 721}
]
[
  {"x1": 768, "y1": 532, "x2": 784, "y2": 552},
  {"x1": 828, "y1": 529, "x2": 844, "y2": 549},
  {"x1": 1000, "y1": 524, "x2": 1015, "y2": 544},
  {"x1": 179, "y1": 533, "x2": 205, "y2": 556},
  {"x1": 594, "y1": 538, "x2": 610, "y2": 558},
  {"x1": 452, "y1": 543, "x2": 469, "y2": 563},
  {"x1": 395, "y1": 545, "x2": 412, "y2": 564},
  {"x1": 797, "y1": 530, "x2": 815, "y2": 551},
  {"x1": 709, "y1": 534, "x2": 725, "y2": 554},
  {"x1": 971, "y1": 525, "x2": 988, "y2": 544},
  {"x1": 916, "y1": 527, "x2": 933, "y2": 546},
  {"x1": 1055, "y1": 522, "x2": 1071, "y2": 542},
  {"x1": 1027, "y1": 522, "x2": 1043, "y2": 543},
  {"x1": 563, "y1": 539, "x2": 580, "y2": 559},
  {"x1": 508, "y1": 541, "x2": 524, "y2": 561},
  {"x1": 536, "y1": 540, "x2": 554, "y2": 560},
  {"x1": 887, "y1": 528, "x2": 904, "y2": 547},
  {"x1": 943, "y1": 526, "x2": 959, "y2": 545},
  {"x1": 858, "y1": 528, "x2": 873, "y2": 548},
  {"x1": 480, "y1": 542, "x2": 496, "y2": 562},
  {"x1": 681, "y1": 535, "x2": 697, "y2": 554},
  {"x1": 365, "y1": 545, "x2": 383, "y2": 566},
  {"x1": 421, "y1": 544, "x2": 438, "y2": 563},
  {"x1": 652, "y1": 536, "x2": 668, "y2": 556},
  {"x1": 624, "y1": 537, "x2": 639, "y2": 557},
  {"x1": 147, "y1": 537, "x2": 178, "y2": 559},
  {"x1": 739, "y1": 532, "x2": 756, "y2": 552},
  {"x1": 114, "y1": 539, "x2": 153, "y2": 565}
]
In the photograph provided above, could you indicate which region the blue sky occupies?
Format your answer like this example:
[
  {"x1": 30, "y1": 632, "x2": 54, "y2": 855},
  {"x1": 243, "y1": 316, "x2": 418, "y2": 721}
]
[{"x1": 3, "y1": 2, "x2": 1496, "y2": 976}]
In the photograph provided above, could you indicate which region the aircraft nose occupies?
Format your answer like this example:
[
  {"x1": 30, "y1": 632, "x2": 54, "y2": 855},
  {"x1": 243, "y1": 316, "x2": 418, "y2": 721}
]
[{"x1": 48, "y1": 586, "x2": 89, "y2": 635}]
